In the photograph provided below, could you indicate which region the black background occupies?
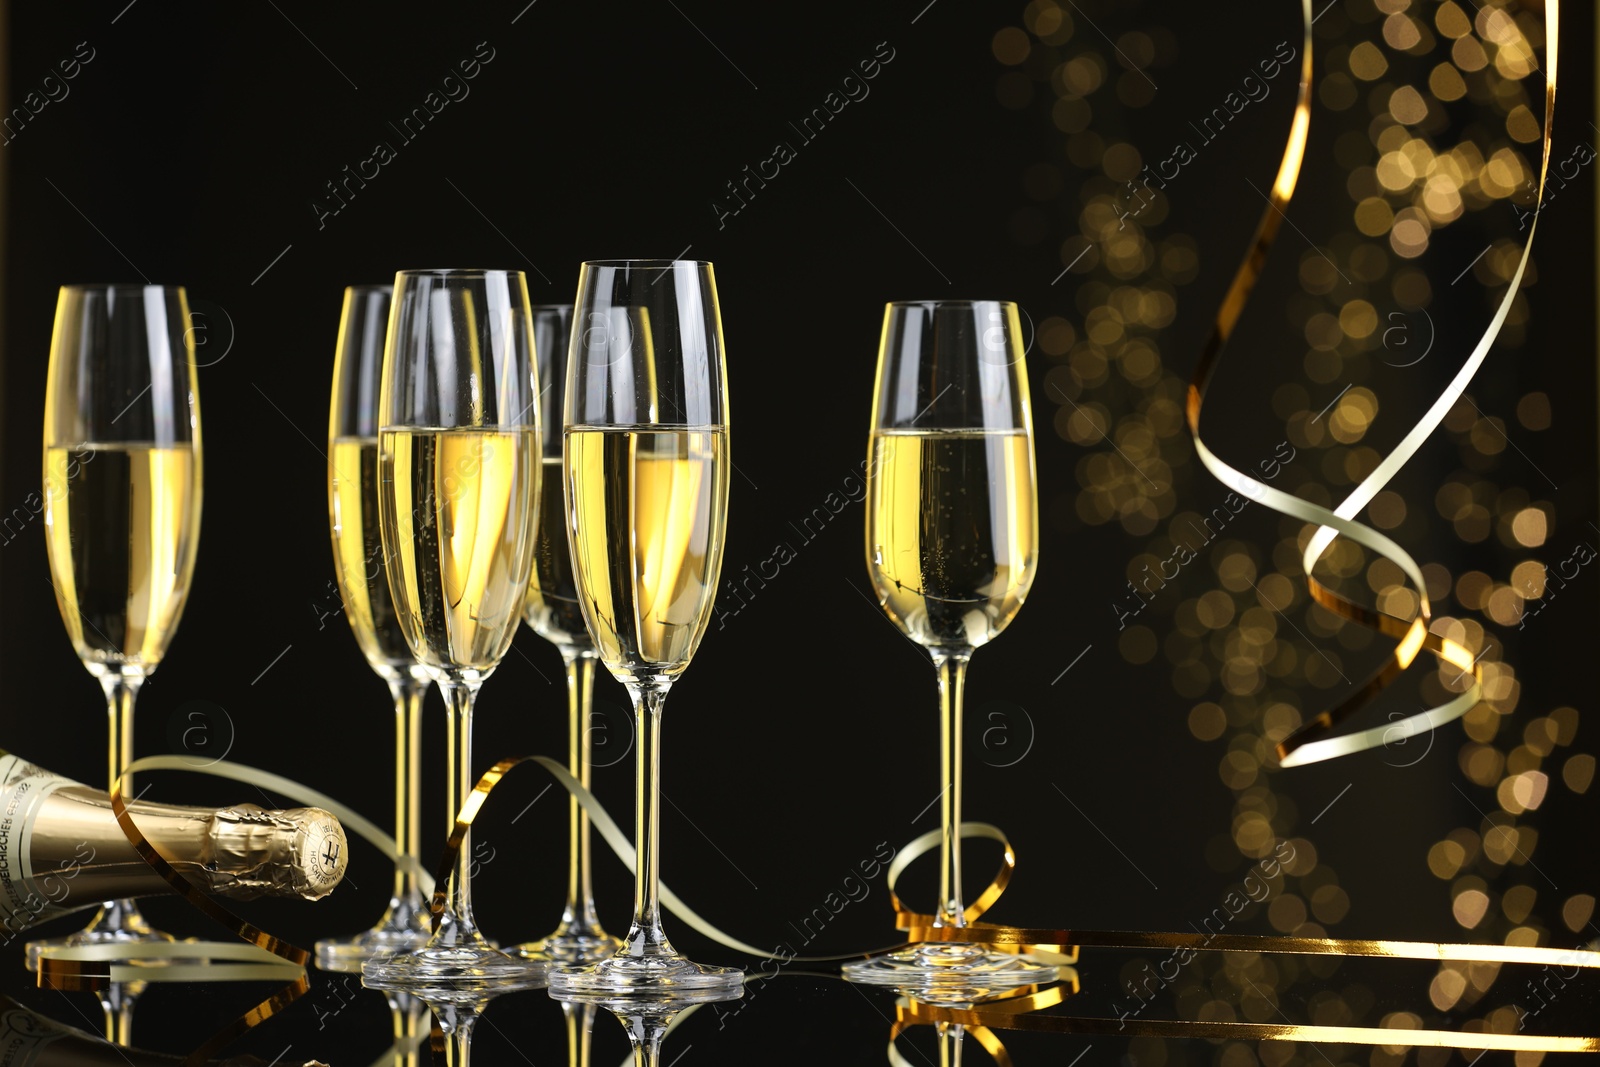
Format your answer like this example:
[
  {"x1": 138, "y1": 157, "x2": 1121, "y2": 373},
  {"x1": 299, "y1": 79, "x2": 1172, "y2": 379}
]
[{"x1": 0, "y1": 0, "x2": 1595, "y2": 1061}]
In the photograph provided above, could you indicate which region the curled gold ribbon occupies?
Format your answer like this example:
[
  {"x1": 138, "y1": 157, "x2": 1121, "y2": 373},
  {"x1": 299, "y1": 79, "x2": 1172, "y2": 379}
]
[
  {"x1": 889, "y1": 985, "x2": 1071, "y2": 1066},
  {"x1": 885, "y1": 956, "x2": 1598, "y2": 1055},
  {"x1": 32, "y1": 755, "x2": 400, "y2": 1064},
  {"x1": 33, "y1": 940, "x2": 304, "y2": 987},
  {"x1": 296, "y1": 739, "x2": 1600, "y2": 1057},
  {"x1": 425, "y1": 755, "x2": 797, "y2": 958},
  {"x1": 34, "y1": 756, "x2": 314, "y2": 987},
  {"x1": 891, "y1": 1025, "x2": 1012, "y2": 1067},
  {"x1": 426, "y1": 757, "x2": 996, "y2": 963},
  {"x1": 908, "y1": 927, "x2": 1600, "y2": 969},
  {"x1": 34, "y1": 752, "x2": 437, "y2": 986},
  {"x1": 878, "y1": 7, "x2": 1574, "y2": 1057},
  {"x1": 176, "y1": 972, "x2": 312, "y2": 1067},
  {"x1": 886, "y1": 823, "x2": 1076, "y2": 964},
  {"x1": 1184, "y1": 0, "x2": 1559, "y2": 765},
  {"x1": 106, "y1": 757, "x2": 313, "y2": 967},
  {"x1": 892, "y1": 998, "x2": 1600, "y2": 1053},
  {"x1": 434, "y1": 753, "x2": 1600, "y2": 979}
]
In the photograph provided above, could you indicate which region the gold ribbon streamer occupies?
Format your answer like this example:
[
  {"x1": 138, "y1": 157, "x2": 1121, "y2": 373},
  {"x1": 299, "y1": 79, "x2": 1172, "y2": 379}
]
[
  {"x1": 879, "y1": 819, "x2": 1600, "y2": 968},
  {"x1": 889, "y1": 985, "x2": 1069, "y2": 1066},
  {"x1": 880, "y1": 925, "x2": 1599, "y2": 1053},
  {"x1": 878, "y1": 9, "x2": 1572, "y2": 1053},
  {"x1": 424, "y1": 758, "x2": 1006, "y2": 964},
  {"x1": 1183, "y1": 0, "x2": 1559, "y2": 765},
  {"x1": 32, "y1": 755, "x2": 385, "y2": 1065},
  {"x1": 1279, "y1": 0, "x2": 1557, "y2": 764},
  {"x1": 905, "y1": 927, "x2": 1600, "y2": 969},
  {"x1": 892, "y1": 998, "x2": 1599, "y2": 1053},
  {"x1": 34, "y1": 752, "x2": 438, "y2": 984},
  {"x1": 46, "y1": 745, "x2": 1588, "y2": 1058},
  {"x1": 890, "y1": 1025, "x2": 1012, "y2": 1067},
  {"x1": 886, "y1": 823, "x2": 1076, "y2": 964},
  {"x1": 441, "y1": 753, "x2": 1600, "y2": 1055},
  {"x1": 174, "y1": 972, "x2": 312, "y2": 1067},
  {"x1": 101, "y1": 757, "x2": 312, "y2": 967},
  {"x1": 433, "y1": 754, "x2": 1600, "y2": 981},
  {"x1": 84, "y1": 736, "x2": 1582, "y2": 1060},
  {"x1": 32, "y1": 940, "x2": 304, "y2": 986},
  {"x1": 425, "y1": 755, "x2": 796, "y2": 958}
]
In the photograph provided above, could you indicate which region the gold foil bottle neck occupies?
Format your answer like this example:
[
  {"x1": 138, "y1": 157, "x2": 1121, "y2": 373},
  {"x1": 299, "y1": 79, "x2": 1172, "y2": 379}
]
[{"x1": 203, "y1": 805, "x2": 348, "y2": 901}]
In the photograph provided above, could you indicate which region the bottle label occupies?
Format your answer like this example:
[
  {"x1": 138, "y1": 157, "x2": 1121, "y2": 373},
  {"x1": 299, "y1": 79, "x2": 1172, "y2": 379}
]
[
  {"x1": 0, "y1": 755, "x2": 75, "y2": 939},
  {"x1": 0, "y1": 1004, "x2": 67, "y2": 1067}
]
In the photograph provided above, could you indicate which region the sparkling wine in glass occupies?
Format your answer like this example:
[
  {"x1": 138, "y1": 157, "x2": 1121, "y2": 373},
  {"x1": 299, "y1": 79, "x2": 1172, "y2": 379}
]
[
  {"x1": 361, "y1": 269, "x2": 546, "y2": 988},
  {"x1": 547, "y1": 260, "x2": 742, "y2": 1001},
  {"x1": 31, "y1": 285, "x2": 203, "y2": 968},
  {"x1": 842, "y1": 300, "x2": 1057, "y2": 992},
  {"x1": 317, "y1": 285, "x2": 434, "y2": 970},
  {"x1": 510, "y1": 305, "x2": 624, "y2": 966}
]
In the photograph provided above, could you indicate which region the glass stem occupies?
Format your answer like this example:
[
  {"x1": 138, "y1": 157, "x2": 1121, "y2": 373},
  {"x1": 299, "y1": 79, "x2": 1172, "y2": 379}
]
[
  {"x1": 390, "y1": 994, "x2": 425, "y2": 1067},
  {"x1": 101, "y1": 674, "x2": 141, "y2": 799},
  {"x1": 439, "y1": 679, "x2": 485, "y2": 944},
  {"x1": 447, "y1": 1034, "x2": 471, "y2": 1067},
  {"x1": 623, "y1": 683, "x2": 673, "y2": 957},
  {"x1": 388, "y1": 677, "x2": 427, "y2": 909},
  {"x1": 98, "y1": 983, "x2": 135, "y2": 1045},
  {"x1": 562, "y1": 1001, "x2": 594, "y2": 1067},
  {"x1": 560, "y1": 649, "x2": 601, "y2": 933},
  {"x1": 937, "y1": 1021, "x2": 966, "y2": 1066},
  {"x1": 932, "y1": 650, "x2": 972, "y2": 928},
  {"x1": 435, "y1": 1008, "x2": 477, "y2": 1067},
  {"x1": 98, "y1": 675, "x2": 146, "y2": 929},
  {"x1": 620, "y1": 1013, "x2": 667, "y2": 1067}
]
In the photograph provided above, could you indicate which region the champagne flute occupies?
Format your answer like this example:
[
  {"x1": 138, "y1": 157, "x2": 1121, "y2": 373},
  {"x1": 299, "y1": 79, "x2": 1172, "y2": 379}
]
[
  {"x1": 317, "y1": 285, "x2": 433, "y2": 970},
  {"x1": 361, "y1": 269, "x2": 546, "y2": 987},
  {"x1": 32, "y1": 284, "x2": 203, "y2": 963},
  {"x1": 841, "y1": 300, "x2": 1057, "y2": 990},
  {"x1": 510, "y1": 305, "x2": 623, "y2": 966},
  {"x1": 548, "y1": 259, "x2": 742, "y2": 1000}
]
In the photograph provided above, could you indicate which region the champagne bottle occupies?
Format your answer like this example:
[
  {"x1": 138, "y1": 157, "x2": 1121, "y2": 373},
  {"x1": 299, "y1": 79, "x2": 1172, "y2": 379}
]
[
  {"x1": 0, "y1": 994, "x2": 327, "y2": 1065},
  {"x1": 0, "y1": 751, "x2": 347, "y2": 938}
]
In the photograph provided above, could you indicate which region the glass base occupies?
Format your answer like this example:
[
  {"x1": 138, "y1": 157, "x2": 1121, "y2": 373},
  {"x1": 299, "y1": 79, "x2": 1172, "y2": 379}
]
[
  {"x1": 549, "y1": 954, "x2": 744, "y2": 1000},
  {"x1": 362, "y1": 941, "x2": 550, "y2": 990},
  {"x1": 362, "y1": 971, "x2": 525, "y2": 1047},
  {"x1": 509, "y1": 929, "x2": 625, "y2": 967},
  {"x1": 25, "y1": 899, "x2": 175, "y2": 973},
  {"x1": 841, "y1": 942, "x2": 1059, "y2": 995},
  {"x1": 315, "y1": 899, "x2": 435, "y2": 972},
  {"x1": 319, "y1": 927, "x2": 437, "y2": 972}
]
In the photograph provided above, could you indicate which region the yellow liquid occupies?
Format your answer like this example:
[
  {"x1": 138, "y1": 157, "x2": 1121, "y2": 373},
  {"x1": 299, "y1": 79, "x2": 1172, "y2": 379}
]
[
  {"x1": 329, "y1": 437, "x2": 416, "y2": 674},
  {"x1": 380, "y1": 428, "x2": 540, "y2": 674},
  {"x1": 524, "y1": 456, "x2": 590, "y2": 648},
  {"x1": 43, "y1": 444, "x2": 202, "y2": 670},
  {"x1": 565, "y1": 427, "x2": 727, "y2": 681},
  {"x1": 866, "y1": 429, "x2": 1036, "y2": 649}
]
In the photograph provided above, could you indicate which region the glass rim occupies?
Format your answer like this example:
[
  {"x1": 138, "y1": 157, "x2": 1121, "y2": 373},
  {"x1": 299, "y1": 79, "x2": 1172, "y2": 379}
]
[
  {"x1": 885, "y1": 299, "x2": 1018, "y2": 309},
  {"x1": 529, "y1": 303, "x2": 574, "y2": 312},
  {"x1": 392, "y1": 268, "x2": 527, "y2": 279},
  {"x1": 580, "y1": 259, "x2": 712, "y2": 270},
  {"x1": 59, "y1": 283, "x2": 186, "y2": 293},
  {"x1": 345, "y1": 283, "x2": 391, "y2": 294}
]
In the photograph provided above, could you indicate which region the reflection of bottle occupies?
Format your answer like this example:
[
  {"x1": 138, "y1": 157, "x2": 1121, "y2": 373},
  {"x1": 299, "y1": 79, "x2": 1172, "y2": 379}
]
[
  {"x1": 0, "y1": 994, "x2": 303, "y2": 1065},
  {"x1": 0, "y1": 751, "x2": 347, "y2": 937}
]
